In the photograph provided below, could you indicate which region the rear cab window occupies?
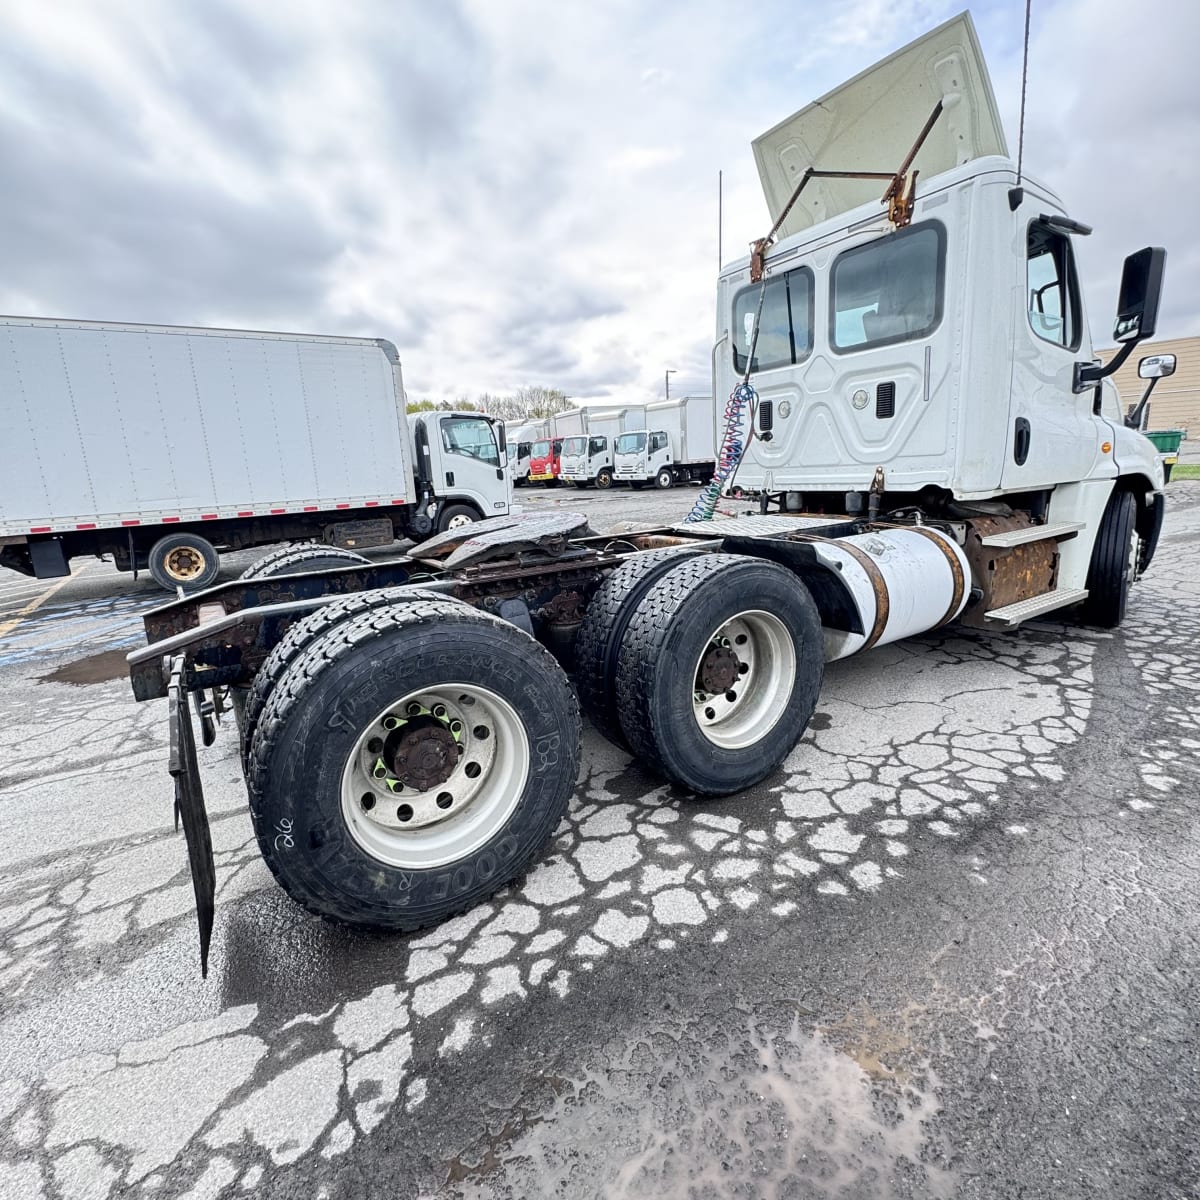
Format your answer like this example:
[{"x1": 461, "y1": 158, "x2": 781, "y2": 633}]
[
  {"x1": 830, "y1": 221, "x2": 945, "y2": 352},
  {"x1": 732, "y1": 266, "x2": 814, "y2": 374}
]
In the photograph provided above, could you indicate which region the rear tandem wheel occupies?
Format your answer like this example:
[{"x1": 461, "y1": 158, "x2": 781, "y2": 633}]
[{"x1": 246, "y1": 598, "x2": 581, "y2": 931}]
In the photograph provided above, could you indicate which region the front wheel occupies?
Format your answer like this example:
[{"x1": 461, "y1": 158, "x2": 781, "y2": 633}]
[
  {"x1": 437, "y1": 503, "x2": 479, "y2": 533},
  {"x1": 654, "y1": 468, "x2": 674, "y2": 490},
  {"x1": 595, "y1": 468, "x2": 614, "y2": 490},
  {"x1": 1080, "y1": 489, "x2": 1137, "y2": 628},
  {"x1": 615, "y1": 554, "x2": 823, "y2": 795},
  {"x1": 147, "y1": 533, "x2": 220, "y2": 592},
  {"x1": 246, "y1": 599, "x2": 581, "y2": 930}
]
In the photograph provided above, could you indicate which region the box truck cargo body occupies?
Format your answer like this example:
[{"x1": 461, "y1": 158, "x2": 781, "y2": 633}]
[
  {"x1": 559, "y1": 406, "x2": 646, "y2": 488},
  {"x1": 614, "y1": 395, "x2": 716, "y2": 488},
  {"x1": 0, "y1": 316, "x2": 511, "y2": 588}
]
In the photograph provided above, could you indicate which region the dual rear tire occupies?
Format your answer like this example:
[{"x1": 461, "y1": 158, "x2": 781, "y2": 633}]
[{"x1": 576, "y1": 553, "x2": 824, "y2": 795}]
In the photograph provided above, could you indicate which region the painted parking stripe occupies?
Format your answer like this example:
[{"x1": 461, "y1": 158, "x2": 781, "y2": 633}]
[{"x1": 0, "y1": 564, "x2": 91, "y2": 640}]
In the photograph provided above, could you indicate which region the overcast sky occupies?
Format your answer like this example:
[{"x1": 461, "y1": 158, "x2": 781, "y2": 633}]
[{"x1": 1, "y1": 0, "x2": 1196, "y2": 403}]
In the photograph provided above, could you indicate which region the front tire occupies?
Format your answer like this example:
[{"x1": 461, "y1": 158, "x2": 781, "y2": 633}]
[
  {"x1": 246, "y1": 599, "x2": 581, "y2": 931},
  {"x1": 654, "y1": 468, "x2": 674, "y2": 490},
  {"x1": 596, "y1": 468, "x2": 614, "y2": 490},
  {"x1": 147, "y1": 533, "x2": 220, "y2": 592},
  {"x1": 436, "y1": 503, "x2": 479, "y2": 533},
  {"x1": 1081, "y1": 489, "x2": 1137, "y2": 628},
  {"x1": 615, "y1": 554, "x2": 823, "y2": 795}
]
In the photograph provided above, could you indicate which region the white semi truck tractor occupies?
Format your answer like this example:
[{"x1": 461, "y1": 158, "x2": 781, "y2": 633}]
[
  {"x1": 126, "y1": 14, "x2": 1172, "y2": 973},
  {"x1": 614, "y1": 394, "x2": 717, "y2": 489},
  {"x1": 560, "y1": 406, "x2": 646, "y2": 488}
]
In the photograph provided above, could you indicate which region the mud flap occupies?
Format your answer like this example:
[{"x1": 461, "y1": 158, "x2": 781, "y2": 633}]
[{"x1": 168, "y1": 655, "x2": 216, "y2": 977}]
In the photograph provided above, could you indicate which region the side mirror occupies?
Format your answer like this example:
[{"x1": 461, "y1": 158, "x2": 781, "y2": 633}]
[
  {"x1": 1113, "y1": 246, "x2": 1167, "y2": 343},
  {"x1": 1138, "y1": 353, "x2": 1176, "y2": 380},
  {"x1": 495, "y1": 420, "x2": 507, "y2": 455}
]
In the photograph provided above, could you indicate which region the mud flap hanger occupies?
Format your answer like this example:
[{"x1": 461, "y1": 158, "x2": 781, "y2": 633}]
[
  {"x1": 168, "y1": 655, "x2": 216, "y2": 977},
  {"x1": 749, "y1": 101, "x2": 944, "y2": 283}
]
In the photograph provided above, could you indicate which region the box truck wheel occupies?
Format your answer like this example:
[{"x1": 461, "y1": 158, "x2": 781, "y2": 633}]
[
  {"x1": 614, "y1": 554, "x2": 823, "y2": 795},
  {"x1": 595, "y1": 468, "x2": 614, "y2": 490},
  {"x1": 654, "y1": 468, "x2": 674, "y2": 490},
  {"x1": 239, "y1": 586, "x2": 448, "y2": 772},
  {"x1": 240, "y1": 543, "x2": 369, "y2": 580},
  {"x1": 574, "y1": 546, "x2": 708, "y2": 748},
  {"x1": 148, "y1": 533, "x2": 220, "y2": 592},
  {"x1": 1080, "y1": 489, "x2": 1137, "y2": 628},
  {"x1": 246, "y1": 599, "x2": 581, "y2": 931},
  {"x1": 437, "y1": 504, "x2": 479, "y2": 533}
]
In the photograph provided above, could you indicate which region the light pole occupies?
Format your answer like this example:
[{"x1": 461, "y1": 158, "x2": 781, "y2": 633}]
[{"x1": 664, "y1": 368, "x2": 676, "y2": 401}]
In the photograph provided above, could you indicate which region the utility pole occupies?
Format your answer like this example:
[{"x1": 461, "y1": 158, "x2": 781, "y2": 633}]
[{"x1": 665, "y1": 368, "x2": 676, "y2": 400}]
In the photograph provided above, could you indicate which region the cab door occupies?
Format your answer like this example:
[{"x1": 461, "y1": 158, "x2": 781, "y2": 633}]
[
  {"x1": 431, "y1": 414, "x2": 510, "y2": 514},
  {"x1": 1001, "y1": 209, "x2": 1105, "y2": 488}
]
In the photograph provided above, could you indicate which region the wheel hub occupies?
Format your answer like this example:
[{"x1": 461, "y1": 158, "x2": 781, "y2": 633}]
[
  {"x1": 699, "y1": 641, "x2": 740, "y2": 693},
  {"x1": 387, "y1": 719, "x2": 458, "y2": 790}
]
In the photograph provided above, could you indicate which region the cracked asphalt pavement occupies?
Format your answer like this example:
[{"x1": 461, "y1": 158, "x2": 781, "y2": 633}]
[{"x1": 1, "y1": 484, "x2": 1198, "y2": 1199}]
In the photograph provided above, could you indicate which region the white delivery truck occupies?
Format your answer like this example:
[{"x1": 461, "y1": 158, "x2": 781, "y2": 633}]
[
  {"x1": 507, "y1": 421, "x2": 544, "y2": 487},
  {"x1": 0, "y1": 317, "x2": 512, "y2": 590},
  {"x1": 560, "y1": 406, "x2": 646, "y2": 489},
  {"x1": 614, "y1": 394, "x2": 716, "y2": 489},
  {"x1": 125, "y1": 14, "x2": 1174, "y2": 973}
]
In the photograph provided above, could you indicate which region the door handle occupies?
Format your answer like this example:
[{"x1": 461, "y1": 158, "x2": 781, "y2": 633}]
[{"x1": 1013, "y1": 418, "x2": 1031, "y2": 466}]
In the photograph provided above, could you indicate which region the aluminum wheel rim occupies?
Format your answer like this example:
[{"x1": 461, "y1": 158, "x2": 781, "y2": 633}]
[
  {"x1": 164, "y1": 546, "x2": 206, "y2": 582},
  {"x1": 340, "y1": 684, "x2": 529, "y2": 869},
  {"x1": 447, "y1": 512, "x2": 475, "y2": 530},
  {"x1": 692, "y1": 610, "x2": 796, "y2": 750}
]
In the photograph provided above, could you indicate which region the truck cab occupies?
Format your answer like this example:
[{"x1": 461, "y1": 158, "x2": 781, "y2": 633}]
[
  {"x1": 614, "y1": 430, "x2": 674, "y2": 489},
  {"x1": 409, "y1": 411, "x2": 512, "y2": 528},
  {"x1": 560, "y1": 434, "x2": 616, "y2": 489},
  {"x1": 528, "y1": 437, "x2": 563, "y2": 486},
  {"x1": 714, "y1": 12, "x2": 1165, "y2": 623}
]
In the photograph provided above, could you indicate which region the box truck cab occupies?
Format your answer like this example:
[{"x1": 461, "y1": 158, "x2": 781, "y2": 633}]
[
  {"x1": 409, "y1": 411, "x2": 512, "y2": 530},
  {"x1": 506, "y1": 422, "x2": 541, "y2": 487},
  {"x1": 528, "y1": 436, "x2": 563, "y2": 486}
]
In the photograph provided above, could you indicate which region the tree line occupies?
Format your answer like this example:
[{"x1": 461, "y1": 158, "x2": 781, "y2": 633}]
[{"x1": 406, "y1": 385, "x2": 569, "y2": 421}]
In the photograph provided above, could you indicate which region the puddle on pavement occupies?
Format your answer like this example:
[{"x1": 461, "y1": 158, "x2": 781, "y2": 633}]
[
  {"x1": 444, "y1": 1011, "x2": 955, "y2": 1199},
  {"x1": 37, "y1": 648, "x2": 130, "y2": 686}
]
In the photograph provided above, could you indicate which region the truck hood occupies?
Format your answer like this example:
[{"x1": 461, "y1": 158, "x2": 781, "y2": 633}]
[{"x1": 752, "y1": 11, "x2": 1007, "y2": 238}]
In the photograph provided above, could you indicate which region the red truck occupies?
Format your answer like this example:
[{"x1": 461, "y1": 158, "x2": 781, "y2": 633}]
[{"x1": 527, "y1": 436, "x2": 563, "y2": 486}]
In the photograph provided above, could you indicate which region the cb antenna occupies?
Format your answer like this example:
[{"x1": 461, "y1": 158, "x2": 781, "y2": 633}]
[{"x1": 1016, "y1": 0, "x2": 1032, "y2": 185}]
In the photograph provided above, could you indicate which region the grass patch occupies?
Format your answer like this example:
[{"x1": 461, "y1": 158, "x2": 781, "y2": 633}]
[{"x1": 1171, "y1": 463, "x2": 1200, "y2": 480}]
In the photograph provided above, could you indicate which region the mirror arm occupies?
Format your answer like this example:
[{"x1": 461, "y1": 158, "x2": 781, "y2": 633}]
[
  {"x1": 1074, "y1": 339, "x2": 1135, "y2": 394},
  {"x1": 1124, "y1": 377, "x2": 1160, "y2": 430}
]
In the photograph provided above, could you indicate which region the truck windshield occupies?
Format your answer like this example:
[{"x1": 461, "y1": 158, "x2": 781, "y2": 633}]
[
  {"x1": 615, "y1": 432, "x2": 646, "y2": 454},
  {"x1": 531, "y1": 440, "x2": 550, "y2": 457},
  {"x1": 561, "y1": 437, "x2": 587, "y2": 455}
]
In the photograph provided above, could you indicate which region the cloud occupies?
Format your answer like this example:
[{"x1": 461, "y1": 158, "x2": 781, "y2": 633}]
[{"x1": 0, "y1": 0, "x2": 1194, "y2": 409}]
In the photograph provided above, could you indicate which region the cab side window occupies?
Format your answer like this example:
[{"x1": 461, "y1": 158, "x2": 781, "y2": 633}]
[
  {"x1": 440, "y1": 417, "x2": 499, "y2": 465},
  {"x1": 649, "y1": 432, "x2": 667, "y2": 453},
  {"x1": 589, "y1": 437, "x2": 606, "y2": 455},
  {"x1": 1027, "y1": 222, "x2": 1082, "y2": 351}
]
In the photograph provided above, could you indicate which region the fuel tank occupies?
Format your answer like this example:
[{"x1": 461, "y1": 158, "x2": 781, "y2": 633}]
[{"x1": 809, "y1": 526, "x2": 970, "y2": 660}]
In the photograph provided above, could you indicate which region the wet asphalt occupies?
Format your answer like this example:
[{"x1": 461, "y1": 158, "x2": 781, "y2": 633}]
[{"x1": 1, "y1": 483, "x2": 1198, "y2": 1200}]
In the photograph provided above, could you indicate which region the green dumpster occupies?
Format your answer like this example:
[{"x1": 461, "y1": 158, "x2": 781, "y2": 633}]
[{"x1": 1144, "y1": 429, "x2": 1185, "y2": 482}]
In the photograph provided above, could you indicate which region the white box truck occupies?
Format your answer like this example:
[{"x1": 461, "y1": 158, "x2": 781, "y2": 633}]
[
  {"x1": 124, "y1": 14, "x2": 1173, "y2": 973},
  {"x1": 560, "y1": 406, "x2": 646, "y2": 489},
  {"x1": 0, "y1": 317, "x2": 512, "y2": 589},
  {"x1": 507, "y1": 421, "x2": 545, "y2": 487},
  {"x1": 614, "y1": 395, "x2": 716, "y2": 489}
]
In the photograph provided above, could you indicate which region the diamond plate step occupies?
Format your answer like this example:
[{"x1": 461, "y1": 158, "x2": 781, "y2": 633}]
[
  {"x1": 984, "y1": 587, "x2": 1089, "y2": 625},
  {"x1": 979, "y1": 521, "x2": 1084, "y2": 548}
]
